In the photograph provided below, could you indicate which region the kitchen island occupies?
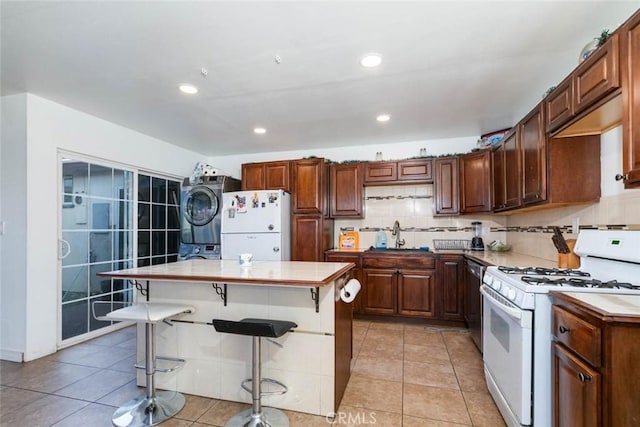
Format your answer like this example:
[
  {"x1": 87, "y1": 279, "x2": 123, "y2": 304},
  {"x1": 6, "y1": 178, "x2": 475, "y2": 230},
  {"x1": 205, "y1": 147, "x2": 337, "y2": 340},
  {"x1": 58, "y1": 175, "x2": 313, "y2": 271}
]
[{"x1": 98, "y1": 259, "x2": 355, "y2": 416}]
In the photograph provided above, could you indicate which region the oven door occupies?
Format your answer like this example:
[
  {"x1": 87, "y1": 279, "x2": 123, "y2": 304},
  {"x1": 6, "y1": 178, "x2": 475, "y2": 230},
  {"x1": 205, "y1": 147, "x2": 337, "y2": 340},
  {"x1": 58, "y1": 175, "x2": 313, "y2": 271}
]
[{"x1": 481, "y1": 284, "x2": 533, "y2": 426}]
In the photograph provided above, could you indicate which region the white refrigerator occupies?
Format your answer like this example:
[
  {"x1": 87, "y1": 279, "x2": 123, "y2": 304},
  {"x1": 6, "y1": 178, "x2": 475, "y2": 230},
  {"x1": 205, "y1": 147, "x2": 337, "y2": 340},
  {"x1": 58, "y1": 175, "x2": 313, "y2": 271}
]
[{"x1": 220, "y1": 190, "x2": 291, "y2": 261}]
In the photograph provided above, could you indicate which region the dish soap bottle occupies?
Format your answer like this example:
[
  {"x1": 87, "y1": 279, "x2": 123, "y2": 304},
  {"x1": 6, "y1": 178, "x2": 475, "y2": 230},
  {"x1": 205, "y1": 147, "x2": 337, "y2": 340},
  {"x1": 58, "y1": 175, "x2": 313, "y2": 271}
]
[{"x1": 375, "y1": 230, "x2": 387, "y2": 249}]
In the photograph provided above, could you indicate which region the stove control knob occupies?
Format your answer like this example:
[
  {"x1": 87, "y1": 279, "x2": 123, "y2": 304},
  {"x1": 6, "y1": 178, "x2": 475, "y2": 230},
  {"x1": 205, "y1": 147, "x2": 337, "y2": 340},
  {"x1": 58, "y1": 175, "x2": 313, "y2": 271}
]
[
  {"x1": 492, "y1": 280, "x2": 501, "y2": 291},
  {"x1": 483, "y1": 275, "x2": 493, "y2": 286},
  {"x1": 194, "y1": 246, "x2": 201, "y2": 254},
  {"x1": 507, "y1": 288, "x2": 517, "y2": 300}
]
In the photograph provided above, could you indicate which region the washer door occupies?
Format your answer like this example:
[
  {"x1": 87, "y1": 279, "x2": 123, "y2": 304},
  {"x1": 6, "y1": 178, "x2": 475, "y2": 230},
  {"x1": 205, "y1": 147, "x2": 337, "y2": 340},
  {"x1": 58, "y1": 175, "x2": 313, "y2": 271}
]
[{"x1": 182, "y1": 186, "x2": 219, "y2": 226}]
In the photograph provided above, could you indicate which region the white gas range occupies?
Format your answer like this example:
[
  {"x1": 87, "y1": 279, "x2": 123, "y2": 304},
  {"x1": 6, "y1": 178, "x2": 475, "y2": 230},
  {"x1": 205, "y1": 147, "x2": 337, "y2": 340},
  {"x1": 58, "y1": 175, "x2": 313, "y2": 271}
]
[{"x1": 481, "y1": 230, "x2": 640, "y2": 427}]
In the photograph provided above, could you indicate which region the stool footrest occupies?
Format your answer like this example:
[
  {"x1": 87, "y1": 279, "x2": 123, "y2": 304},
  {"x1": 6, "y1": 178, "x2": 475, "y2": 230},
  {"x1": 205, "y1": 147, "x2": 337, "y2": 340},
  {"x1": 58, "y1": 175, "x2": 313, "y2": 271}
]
[
  {"x1": 135, "y1": 356, "x2": 186, "y2": 373},
  {"x1": 241, "y1": 378, "x2": 288, "y2": 396}
]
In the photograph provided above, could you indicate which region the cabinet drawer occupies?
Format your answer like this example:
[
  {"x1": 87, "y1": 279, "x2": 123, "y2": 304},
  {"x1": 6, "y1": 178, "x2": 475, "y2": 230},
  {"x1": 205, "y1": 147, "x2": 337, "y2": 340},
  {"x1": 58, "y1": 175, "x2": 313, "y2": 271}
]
[
  {"x1": 397, "y1": 159, "x2": 432, "y2": 182},
  {"x1": 552, "y1": 306, "x2": 601, "y2": 366},
  {"x1": 362, "y1": 255, "x2": 435, "y2": 269},
  {"x1": 545, "y1": 78, "x2": 573, "y2": 132}
]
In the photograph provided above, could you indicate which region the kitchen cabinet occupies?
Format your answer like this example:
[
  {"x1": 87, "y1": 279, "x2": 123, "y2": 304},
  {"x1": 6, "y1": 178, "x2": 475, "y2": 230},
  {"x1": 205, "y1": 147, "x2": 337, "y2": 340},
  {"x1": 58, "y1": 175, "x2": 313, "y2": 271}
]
[
  {"x1": 433, "y1": 157, "x2": 459, "y2": 215},
  {"x1": 545, "y1": 34, "x2": 621, "y2": 133},
  {"x1": 436, "y1": 255, "x2": 464, "y2": 321},
  {"x1": 459, "y1": 150, "x2": 492, "y2": 213},
  {"x1": 361, "y1": 254, "x2": 436, "y2": 318},
  {"x1": 330, "y1": 163, "x2": 364, "y2": 218},
  {"x1": 363, "y1": 159, "x2": 432, "y2": 185},
  {"x1": 292, "y1": 214, "x2": 333, "y2": 262},
  {"x1": 621, "y1": 10, "x2": 640, "y2": 188},
  {"x1": 492, "y1": 131, "x2": 521, "y2": 212},
  {"x1": 325, "y1": 251, "x2": 363, "y2": 314},
  {"x1": 292, "y1": 158, "x2": 326, "y2": 214},
  {"x1": 241, "y1": 160, "x2": 290, "y2": 192},
  {"x1": 521, "y1": 106, "x2": 547, "y2": 205},
  {"x1": 551, "y1": 292, "x2": 640, "y2": 426}
]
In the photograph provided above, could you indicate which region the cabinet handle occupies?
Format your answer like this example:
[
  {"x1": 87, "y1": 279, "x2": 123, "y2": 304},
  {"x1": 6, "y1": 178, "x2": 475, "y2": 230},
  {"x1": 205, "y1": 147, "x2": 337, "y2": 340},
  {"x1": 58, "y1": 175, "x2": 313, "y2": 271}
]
[
  {"x1": 615, "y1": 174, "x2": 628, "y2": 182},
  {"x1": 559, "y1": 325, "x2": 570, "y2": 334},
  {"x1": 577, "y1": 372, "x2": 592, "y2": 383}
]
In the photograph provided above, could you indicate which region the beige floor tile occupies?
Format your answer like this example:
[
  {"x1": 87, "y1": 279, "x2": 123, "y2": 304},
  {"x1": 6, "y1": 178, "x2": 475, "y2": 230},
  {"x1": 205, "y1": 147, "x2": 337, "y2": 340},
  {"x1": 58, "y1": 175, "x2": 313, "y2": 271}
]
[
  {"x1": 0, "y1": 385, "x2": 48, "y2": 416},
  {"x1": 404, "y1": 329, "x2": 447, "y2": 348},
  {"x1": 403, "y1": 383, "x2": 471, "y2": 425},
  {"x1": 352, "y1": 355, "x2": 403, "y2": 382},
  {"x1": 368, "y1": 321, "x2": 404, "y2": 332},
  {"x1": 365, "y1": 327, "x2": 405, "y2": 344},
  {"x1": 403, "y1": 343, "x2": 451, "y2": 365},
  {"x1": 12, "y1": 362, "x2": 100, "y2": 393},
  {"x1": 106, "y1": 353, "x2": 137, "y2": 372},
  {"x1": 442, "y1": 332, "x2": 478, "y2": 353},
  {"x1": 44, "y1": 343, "x2": 105, "y2": 364},
  {"x1": 449, "y1": 349, "x2": 484, "y2": 371},
  {"x1": 197, "y1": 399, "x2": 250, "y2": 426},
  {"x1": 0, "y1": 394, "x2": 89, "y2": 427},
  {"x1": 173, "y1": 393, "x2": 216, "y2": 421},
  {"x1": 402, "y1": 414, "x2": 472, "y2": 426},
  {"x1": 454, "y1": 365, "x2": 488, "y2": 392},
  {"x1": 88, "y1": 326, "x2": 136, "y2": 347},
  {"x1": 462, "y1": 390, "x2": 506, "y2": 427},
  {"x1": 96, "y1": 379, "x2": 145, "y2": 407},
  {"x1": 1, "y1": 359, "x2": 64, "y2": 386},
  {"x1": 63, "y1": 345, "x2": 135, "y2": 369},
  {"x1": 283, "y1": 409, "x2": 331, "y2": 427},
  {"x1": 155, "y1": 418, "x2": 193, "y2": 426},
  {"x1": 55, "y1": 368, "x2": 135, "y2": 401},
  {"x1": 403, "y1": 360, "x2": 459, "y2": 389},
  {"x1": 341, "y1": 374, "x2": 403, "y2": 414},
  {"x1": 50, "y1": 402, "x2": 116, "y2": 427},
  {"x1": 358, "y1": 337, "x2": 403, "y2": 360},
  {"x1": 334, "y1": 404, "x2": 401, "y2": 426}
]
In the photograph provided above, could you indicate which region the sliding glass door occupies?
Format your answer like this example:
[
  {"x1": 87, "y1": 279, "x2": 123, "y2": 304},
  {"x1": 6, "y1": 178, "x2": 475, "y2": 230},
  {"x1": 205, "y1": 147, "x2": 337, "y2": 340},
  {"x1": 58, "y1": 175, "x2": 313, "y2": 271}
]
[{"x1": 59, "y1": 156, "x2": 134, "y2": 343}]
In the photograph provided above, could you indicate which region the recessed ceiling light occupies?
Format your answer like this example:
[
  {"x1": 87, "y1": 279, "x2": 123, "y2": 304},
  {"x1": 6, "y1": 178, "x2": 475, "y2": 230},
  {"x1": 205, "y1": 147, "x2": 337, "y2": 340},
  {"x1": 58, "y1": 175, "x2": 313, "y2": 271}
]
[
  {"x1": 360, "y1": 53, "x2": 382, "y2": 68},
  {"x1": 376, "y1": 114, "x2": 391, "y2": 122},
  {"x1": 253, "y1": 127, "x2": 267, "y2": 134},
  {"x1": 179, "y1": 84, "x2": 198, "y2": 94}
]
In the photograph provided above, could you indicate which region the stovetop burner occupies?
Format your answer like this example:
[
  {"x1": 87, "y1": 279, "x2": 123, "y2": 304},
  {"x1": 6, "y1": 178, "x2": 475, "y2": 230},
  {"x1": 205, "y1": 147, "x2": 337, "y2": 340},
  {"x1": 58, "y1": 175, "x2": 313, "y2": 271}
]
[
  {"x1": 498, "y1": 266, "x2": 591, "y2": 277},
  {"x1": 521, "y1": 275, "x2": 639, "y2": 289}
]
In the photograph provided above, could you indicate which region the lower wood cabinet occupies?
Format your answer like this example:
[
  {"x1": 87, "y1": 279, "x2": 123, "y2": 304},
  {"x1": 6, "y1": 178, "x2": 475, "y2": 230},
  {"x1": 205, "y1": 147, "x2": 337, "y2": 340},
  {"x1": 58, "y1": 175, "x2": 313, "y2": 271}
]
[
  {"x1": 292, "y1": 215, "x2": 333, "y2": 261},
  {"x1": 436, "y1": 256, "x2": 464, "y2": 321},
  {"x1": 551, "y1": 292, "x2": 640, "y2": 426}
]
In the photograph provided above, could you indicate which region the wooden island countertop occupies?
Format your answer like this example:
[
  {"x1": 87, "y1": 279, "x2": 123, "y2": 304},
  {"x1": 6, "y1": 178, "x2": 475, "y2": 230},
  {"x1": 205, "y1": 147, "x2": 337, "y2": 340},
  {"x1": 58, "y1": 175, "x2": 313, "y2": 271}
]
[{"x1": 98, "y1": 259, "x2": 354, "y2": 287}]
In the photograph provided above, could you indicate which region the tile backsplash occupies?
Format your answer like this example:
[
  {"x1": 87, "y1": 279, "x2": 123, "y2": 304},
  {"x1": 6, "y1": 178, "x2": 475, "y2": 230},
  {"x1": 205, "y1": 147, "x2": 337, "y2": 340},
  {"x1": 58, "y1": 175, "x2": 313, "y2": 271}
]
[{"x1": 334, "y1": 185, "x2": 640, "y2": 262}]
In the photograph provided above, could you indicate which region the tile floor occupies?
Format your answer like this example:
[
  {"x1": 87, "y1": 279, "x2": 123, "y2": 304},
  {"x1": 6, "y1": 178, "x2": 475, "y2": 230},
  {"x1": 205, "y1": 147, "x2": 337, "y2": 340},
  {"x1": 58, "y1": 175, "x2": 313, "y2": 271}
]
[{"x1": 0, "y1": 319, "x2": 506, "y2": 426}]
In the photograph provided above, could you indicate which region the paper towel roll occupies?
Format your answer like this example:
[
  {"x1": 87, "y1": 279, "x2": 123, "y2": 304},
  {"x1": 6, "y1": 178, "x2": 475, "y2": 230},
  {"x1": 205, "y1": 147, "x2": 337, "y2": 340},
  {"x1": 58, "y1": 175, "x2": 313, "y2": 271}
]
[{"x1": 340, "y1": 279, "x2": 361, "y2": 303}]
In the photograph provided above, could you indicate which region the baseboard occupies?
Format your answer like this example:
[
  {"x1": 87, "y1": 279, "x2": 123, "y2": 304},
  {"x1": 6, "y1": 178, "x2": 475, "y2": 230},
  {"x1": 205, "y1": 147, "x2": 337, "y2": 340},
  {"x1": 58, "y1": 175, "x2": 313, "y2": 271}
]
[{"x1": 1, "y1": 349, "x2": 24, "y2": 362}]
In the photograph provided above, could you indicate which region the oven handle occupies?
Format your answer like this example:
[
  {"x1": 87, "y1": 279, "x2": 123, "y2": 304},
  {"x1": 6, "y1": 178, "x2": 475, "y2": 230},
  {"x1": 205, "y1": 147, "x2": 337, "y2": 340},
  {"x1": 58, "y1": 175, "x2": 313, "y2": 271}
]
[{"x1": 481, "y1": 285, "x2": 527, "y2": 323}]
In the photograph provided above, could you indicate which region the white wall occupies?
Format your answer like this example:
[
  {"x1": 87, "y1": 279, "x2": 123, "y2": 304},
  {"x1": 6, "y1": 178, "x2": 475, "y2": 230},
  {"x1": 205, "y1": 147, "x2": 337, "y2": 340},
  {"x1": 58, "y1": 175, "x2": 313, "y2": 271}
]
[
  {"x1": 1, "y1": 93, "x2": 204, "y2": 361},
  {"x1": 1, "y1": 95, "x2": 28, "y2": 361},
  {"x1": 209, "y1": 136, "x2": 478, "y2": 178}
]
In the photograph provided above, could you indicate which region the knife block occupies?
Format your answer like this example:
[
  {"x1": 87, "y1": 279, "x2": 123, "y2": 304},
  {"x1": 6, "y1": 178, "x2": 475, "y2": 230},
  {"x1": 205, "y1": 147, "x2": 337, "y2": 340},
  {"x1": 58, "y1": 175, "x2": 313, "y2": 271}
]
[{"x1": 558, "y1": 239, "x2": 580, "y2": 269}]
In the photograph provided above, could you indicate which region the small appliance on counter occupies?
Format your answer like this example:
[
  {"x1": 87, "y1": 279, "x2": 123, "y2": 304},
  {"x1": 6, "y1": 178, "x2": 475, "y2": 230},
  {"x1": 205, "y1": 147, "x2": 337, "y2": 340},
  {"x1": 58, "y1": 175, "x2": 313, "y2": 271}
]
[{"x1": 470, "y1": 221, "x2": 484, "y2": 251}]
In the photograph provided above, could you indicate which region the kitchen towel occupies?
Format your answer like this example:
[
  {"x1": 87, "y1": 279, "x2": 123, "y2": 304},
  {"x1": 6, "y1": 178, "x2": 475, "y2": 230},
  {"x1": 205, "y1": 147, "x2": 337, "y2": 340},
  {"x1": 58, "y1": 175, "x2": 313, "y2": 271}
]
[{"x1": 340, "y1": 279, "x2": 361, "y2": 303}]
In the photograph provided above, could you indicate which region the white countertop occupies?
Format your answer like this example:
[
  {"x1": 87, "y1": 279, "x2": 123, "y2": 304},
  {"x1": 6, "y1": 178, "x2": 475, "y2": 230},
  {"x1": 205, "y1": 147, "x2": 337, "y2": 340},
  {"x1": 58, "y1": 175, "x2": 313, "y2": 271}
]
[
  {"x1": 98, "y1": 259, "x2": 354, "y2": 287},
  {"x1": 558, "y1": 292, "x2": 640, "y2": 318}
]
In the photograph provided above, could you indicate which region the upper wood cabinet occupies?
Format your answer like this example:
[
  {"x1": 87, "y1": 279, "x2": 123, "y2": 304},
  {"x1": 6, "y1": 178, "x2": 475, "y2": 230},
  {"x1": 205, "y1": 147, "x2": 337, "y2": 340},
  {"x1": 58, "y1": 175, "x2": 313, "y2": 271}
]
[
  {"x1": 459, "y1": 150, "x2": 492, "y2": 213},
  {"x1": 364, "y1": 159, "x2": 432, "y2": 185},
  {"x1": 492, "y1": 131, "x2": 521, "y2": 212},
  {"x1": 545, "y1": 34, "x2": 621, "y2": 133},
  {"x1": 330, "y1": 163, "x2": 364, "y2": 218},
  {"x1": 291, "y1": 158, "x2": 326, "y2": 214},
  {"x1": 434, "y1": 157, "x2": 459, "y2": 215},
  {"x1": 241, "y1": 160, "x2": 290, "y2": 192},
  {"x1": 521, "y1": 106, "x2": 547, "y2": 205},
  {"x1": 621, "y1": 10, "x2": 640, "y2": 188}
]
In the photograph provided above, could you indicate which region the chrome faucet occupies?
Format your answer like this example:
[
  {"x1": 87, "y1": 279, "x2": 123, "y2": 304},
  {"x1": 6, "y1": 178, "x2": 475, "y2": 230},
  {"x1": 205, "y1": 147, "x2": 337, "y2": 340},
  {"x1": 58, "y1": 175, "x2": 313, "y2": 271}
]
[{"x1": 392, "y1": 220, "x2": 405, "y2": 248}]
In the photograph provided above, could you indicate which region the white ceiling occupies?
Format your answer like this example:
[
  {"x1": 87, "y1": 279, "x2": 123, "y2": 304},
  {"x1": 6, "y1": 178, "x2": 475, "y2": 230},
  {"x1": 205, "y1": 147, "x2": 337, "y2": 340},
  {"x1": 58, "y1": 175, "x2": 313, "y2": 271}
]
[{"x1": 2, "y1": 1, "x2": 638, "y2": 156}]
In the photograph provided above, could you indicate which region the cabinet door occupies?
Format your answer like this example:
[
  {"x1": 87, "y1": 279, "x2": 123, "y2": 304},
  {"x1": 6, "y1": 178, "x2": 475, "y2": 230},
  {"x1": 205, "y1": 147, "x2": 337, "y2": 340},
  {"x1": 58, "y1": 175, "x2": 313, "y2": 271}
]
[
  {"x1": 503, "y1": 131, "x2": 522, "y2": 209},
  {"x1": 292, "y1": 215, "x2": 322, "y2": 261},
  {"x1": 397, "y1": 159, "x2": 433, "y2": 182},
  {"x1": 521, "y1": 106, "x2": 547, "y2": 205},
  {"x1": 330, "y1": 163, "x2": 363, "y2": 218},
  {"x1": 492, "y1": 144, "x2": 506, "y2": 211},
  {"x1": 241, "y1": 163, "x2": 265, "y2": 190},
  {"x1": 434, "y1": 157, "x2": 459, "y2": 215},
  {"x1": 460, "y1": 150, "x2": 492, "y2": 213},
  {"x1": 553, "y1": 343, "x2": 600, "y2": 427},
  {"x1": 574, "y1": 34, "x2": 620, "y2": 115},
  {"x1": 437, "y1": 256, "x2": 464, "y2": 321},
  {"x1": 292, "y1": 158, "x2": 324, "y2": 214},
  {"x1": 364, "y1": 161, "x2": 397, "y2": 183},
  {"x1": 397, "y1": 269, "x2": 435, "y2": 317},
  {"x1": 265, "y1": 161, "x2": 290, "y2": 192},
  {"x1": 621, "y1": 10, "x2": 640, "y2": 188},
  {"x1": 362, "y1": 268, "x2": 396, "y2": 315},
  {"x1": 546, "y1": 77, "x2": 573, "y2": 132}
]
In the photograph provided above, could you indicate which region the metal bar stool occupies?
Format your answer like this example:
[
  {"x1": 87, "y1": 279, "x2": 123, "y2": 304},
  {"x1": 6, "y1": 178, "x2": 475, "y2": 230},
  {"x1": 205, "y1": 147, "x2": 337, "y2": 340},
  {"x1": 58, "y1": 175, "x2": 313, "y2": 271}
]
[
  {"x1": 212, "y1": 318, "x2": 298, "y2": 427},
  {"x1": 96, "y1": 302, "x2": 195, "y2": 427}
]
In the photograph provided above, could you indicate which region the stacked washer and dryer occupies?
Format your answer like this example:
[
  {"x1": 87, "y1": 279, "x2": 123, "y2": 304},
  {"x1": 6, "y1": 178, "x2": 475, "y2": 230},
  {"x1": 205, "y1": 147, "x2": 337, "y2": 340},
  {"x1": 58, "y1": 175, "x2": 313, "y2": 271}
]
[{"x1": 178, "y1": 175, "x2": 241, "y2": 260}]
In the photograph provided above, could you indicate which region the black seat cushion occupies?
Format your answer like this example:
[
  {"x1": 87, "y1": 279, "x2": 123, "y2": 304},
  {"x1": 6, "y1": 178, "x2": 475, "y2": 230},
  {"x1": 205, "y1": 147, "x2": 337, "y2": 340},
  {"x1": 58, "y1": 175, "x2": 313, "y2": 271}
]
[{"x1": 212, "y1": 318, "x2": 297, "y2": 338}]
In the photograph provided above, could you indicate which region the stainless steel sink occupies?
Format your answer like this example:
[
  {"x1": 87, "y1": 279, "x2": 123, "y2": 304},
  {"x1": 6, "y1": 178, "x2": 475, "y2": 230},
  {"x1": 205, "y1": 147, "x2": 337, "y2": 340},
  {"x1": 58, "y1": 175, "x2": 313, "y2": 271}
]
[{"x1": 365, "y1": 247, "x2": 432, "y2": 253}]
